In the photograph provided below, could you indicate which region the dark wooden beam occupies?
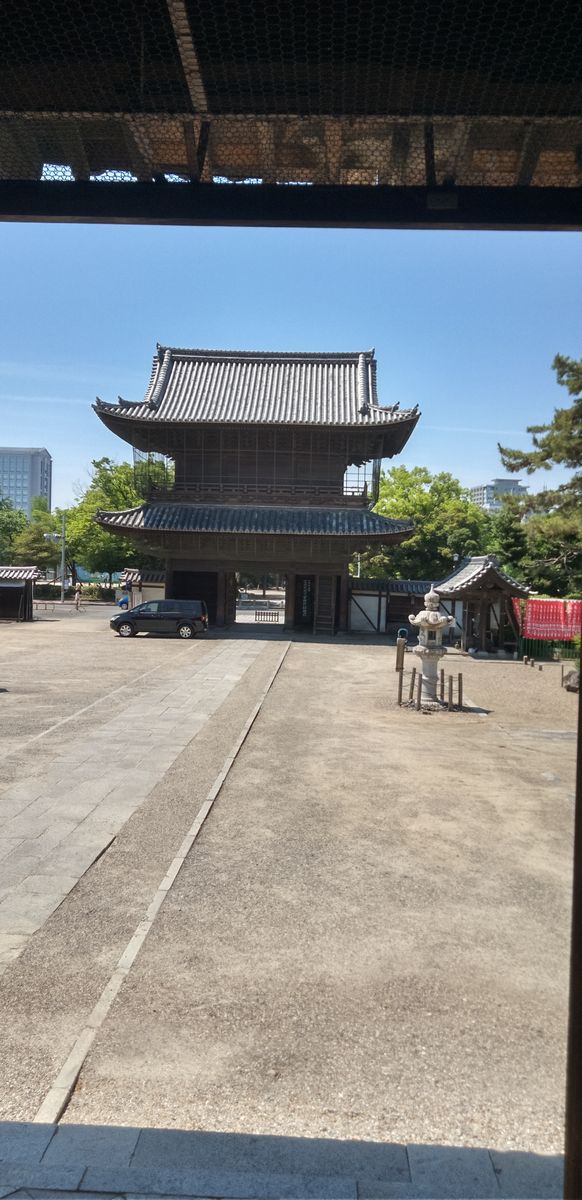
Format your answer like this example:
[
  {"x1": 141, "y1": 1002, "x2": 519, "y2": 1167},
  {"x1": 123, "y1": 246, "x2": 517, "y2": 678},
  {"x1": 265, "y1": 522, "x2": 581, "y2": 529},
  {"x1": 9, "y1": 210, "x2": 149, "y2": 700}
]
[
  {"x1": 1, "y1": 180, "x2": 581, "y2": 229},
  {"x1": 516, "y1": 124, "x2": 546, "y2": 186},
  {"x1": 424, "y1": 123, "x2": 437, "y2": 188}
]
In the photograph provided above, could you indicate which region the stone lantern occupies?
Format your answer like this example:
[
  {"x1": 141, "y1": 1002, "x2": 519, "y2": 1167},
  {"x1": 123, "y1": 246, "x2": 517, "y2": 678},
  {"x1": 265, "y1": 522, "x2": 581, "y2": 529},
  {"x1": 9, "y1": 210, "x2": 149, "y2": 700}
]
[{"x1": 409, "y1": 587, "x2": 455, "y2": 707}]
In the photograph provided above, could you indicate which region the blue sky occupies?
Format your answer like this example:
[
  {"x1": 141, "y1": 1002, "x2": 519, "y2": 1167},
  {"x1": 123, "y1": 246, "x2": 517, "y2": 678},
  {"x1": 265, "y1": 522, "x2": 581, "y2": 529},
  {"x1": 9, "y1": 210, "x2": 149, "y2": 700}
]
[{"x1": 0, "y1": 223, "x2": 579, "y2": 509}]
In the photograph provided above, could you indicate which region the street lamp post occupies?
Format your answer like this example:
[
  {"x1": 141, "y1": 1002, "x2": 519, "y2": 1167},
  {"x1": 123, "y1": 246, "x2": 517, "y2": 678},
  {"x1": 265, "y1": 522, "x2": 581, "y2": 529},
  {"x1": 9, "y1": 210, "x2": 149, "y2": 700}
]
[
  {"x1": 59, "y1": 512, "x2": 66, "y2": 604},
  {"x1": 44, "y1": 512, "x2": 66, "y2": 603}
]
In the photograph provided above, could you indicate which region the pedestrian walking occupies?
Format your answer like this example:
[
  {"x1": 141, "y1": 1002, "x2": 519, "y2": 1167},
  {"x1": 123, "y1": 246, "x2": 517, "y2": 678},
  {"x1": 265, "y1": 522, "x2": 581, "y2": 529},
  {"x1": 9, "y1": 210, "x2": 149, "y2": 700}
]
[{"x1": 74, "y1": 582, "x2": 82, "y2": 611}]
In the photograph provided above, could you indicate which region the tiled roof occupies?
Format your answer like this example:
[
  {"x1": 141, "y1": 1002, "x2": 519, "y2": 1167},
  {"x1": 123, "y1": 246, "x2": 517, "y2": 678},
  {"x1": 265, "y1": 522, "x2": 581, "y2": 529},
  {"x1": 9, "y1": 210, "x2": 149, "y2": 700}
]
[
  {"x1": 96, "y1": 504, "x2": 414, "y2": 539},
  {"x1": 120, "y1": 567, "x2": 166, "y2": 586},
  {"x1": 436, "y1": 555, "x2": 530, "y2": 598},
  {"x1": 351, "y1": 579, "x2": 431, "y2": 594},
  {"x1": 95, "y1": 347, "x2": 419, "y2": 429},
  {"x1": 387, "y1": 579, "x2": 433, "y2": 594},
  {"x1": 0, "y1": 566, "x2": 41, "y2": 581}
]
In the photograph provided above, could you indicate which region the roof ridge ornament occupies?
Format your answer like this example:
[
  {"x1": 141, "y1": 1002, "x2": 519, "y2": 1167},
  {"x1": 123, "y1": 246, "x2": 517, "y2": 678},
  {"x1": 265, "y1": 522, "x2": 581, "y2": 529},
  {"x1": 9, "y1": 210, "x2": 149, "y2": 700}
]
[
  {"x1": 357, "y1": 352, "x2": 371, "y2": 416},
  {"x1": 148, "y1": 347, "x2": 173, "y2": 409}
]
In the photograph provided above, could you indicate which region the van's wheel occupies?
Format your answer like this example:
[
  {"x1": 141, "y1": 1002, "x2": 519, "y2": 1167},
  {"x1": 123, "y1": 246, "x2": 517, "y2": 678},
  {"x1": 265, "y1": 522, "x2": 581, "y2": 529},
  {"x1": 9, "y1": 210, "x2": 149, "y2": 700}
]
[
  {"x1": 118, "y1": 622, "x2": 136, "y2": 638},
  {"x1": 177, "y1": 622, "x2": 195, "y2": 639}
]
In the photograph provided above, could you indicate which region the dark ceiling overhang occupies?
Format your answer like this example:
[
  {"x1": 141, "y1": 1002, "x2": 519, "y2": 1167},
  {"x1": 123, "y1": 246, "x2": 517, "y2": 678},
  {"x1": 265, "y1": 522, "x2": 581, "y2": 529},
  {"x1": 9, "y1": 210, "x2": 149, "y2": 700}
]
[{"x1": 2, "y1": 0, "x2": 582, "y2": 229}]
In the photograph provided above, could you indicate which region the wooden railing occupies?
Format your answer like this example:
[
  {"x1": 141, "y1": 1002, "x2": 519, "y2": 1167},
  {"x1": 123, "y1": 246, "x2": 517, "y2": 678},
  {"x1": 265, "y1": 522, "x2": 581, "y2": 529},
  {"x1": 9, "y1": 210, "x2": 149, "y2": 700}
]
[{"x1": 147, "y1": 482, "x2": 370, "y2": 507}]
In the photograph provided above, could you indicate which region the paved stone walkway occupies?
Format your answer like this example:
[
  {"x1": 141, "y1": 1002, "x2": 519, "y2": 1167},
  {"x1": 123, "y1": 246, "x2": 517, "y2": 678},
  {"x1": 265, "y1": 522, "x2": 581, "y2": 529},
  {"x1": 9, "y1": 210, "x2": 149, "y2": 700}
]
[
  {"x1": 0, "y1": 641, "x2": 264, "y2": 971},
  {"x1": 0, "y1": 1120, "x2": 565, "y2": 1198}
]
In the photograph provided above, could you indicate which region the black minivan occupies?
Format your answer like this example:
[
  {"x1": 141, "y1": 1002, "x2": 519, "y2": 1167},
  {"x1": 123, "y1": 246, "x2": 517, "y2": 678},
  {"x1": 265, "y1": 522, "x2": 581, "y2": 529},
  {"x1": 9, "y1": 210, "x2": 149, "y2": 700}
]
[{"x1": 110, "y1": 599, "x2": 208, "y2": 639}]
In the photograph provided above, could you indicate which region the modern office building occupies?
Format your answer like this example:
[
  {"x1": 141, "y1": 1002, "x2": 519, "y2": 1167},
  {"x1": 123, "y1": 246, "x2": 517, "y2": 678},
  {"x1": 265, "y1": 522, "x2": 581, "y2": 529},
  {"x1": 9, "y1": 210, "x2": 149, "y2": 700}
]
[
  {"x1": 0, "y1": 448, "x2": 52, "y2": 517},
  {"x1": 470, "y1": 477, "x2": 527, "y2": 512}
]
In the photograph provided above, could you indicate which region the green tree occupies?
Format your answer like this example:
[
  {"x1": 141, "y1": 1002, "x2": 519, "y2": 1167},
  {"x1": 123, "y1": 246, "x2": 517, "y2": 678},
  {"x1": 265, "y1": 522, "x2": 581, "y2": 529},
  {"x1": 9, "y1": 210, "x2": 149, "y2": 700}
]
[
  {"x1": 521, "y1": 512, "x2": 582, "y2": 596},
  {"x1": 11, "y1": 523, "x2": 61, "y2": 573},
  {"x1": 499, "y1": 353, "x2": 582, "y2": 513},
  {"x1": 10, "y1": 496, "x2": 61, "y2": 573},
  {"x1": 498, "y1": 354, "x2": 582, "y2": 595},
  {"x1": 66, "y1": 457, "x2": 154, "y2": 585},
  {"x1": 0, "y1": 498, "x2": 27, "y2": 565},
  {"x1": 357, "y1": 466, "x2": 491, "y2": 580},
  {"x1": 488, "y1": 496, "x2": 528, "y2": 578}
]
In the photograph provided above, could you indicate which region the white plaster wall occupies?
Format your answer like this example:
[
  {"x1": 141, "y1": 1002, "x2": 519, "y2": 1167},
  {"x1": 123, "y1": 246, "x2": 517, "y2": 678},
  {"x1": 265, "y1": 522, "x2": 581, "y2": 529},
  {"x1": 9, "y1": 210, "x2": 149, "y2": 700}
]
[{"x1": 350, "y1": 593, "x2": 386, "y2": 632}]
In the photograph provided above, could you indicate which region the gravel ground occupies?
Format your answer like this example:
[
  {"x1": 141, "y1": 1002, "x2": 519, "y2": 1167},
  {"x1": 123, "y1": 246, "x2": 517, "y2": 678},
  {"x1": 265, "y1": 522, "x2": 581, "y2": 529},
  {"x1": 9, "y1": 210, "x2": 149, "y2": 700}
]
[
  {"x1": 441, "y1": 649, "x2": 577, "y2": 729},
  {"x1": 60, "y1": 640, "x2": 576, "y2": 1155}
]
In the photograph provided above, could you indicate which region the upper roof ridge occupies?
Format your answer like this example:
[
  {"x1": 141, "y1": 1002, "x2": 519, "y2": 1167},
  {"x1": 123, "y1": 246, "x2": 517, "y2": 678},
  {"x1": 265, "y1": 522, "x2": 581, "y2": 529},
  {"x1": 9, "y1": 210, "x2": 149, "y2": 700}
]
[{"x1": 156, "y1": 347, "x2": 375, "y2": 362}]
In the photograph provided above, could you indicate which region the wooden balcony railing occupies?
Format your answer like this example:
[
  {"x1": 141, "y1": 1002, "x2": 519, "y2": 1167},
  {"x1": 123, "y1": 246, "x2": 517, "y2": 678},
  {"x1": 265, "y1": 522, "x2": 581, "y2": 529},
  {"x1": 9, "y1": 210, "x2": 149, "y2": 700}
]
[{"x1": 146, "y1": 482, "x2": 372, "y2": 507}]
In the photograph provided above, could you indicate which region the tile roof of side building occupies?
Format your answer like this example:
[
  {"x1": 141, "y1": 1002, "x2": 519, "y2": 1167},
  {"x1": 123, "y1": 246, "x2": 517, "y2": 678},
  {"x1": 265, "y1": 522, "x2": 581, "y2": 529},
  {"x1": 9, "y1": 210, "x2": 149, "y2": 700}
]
[
  {"x1": 0, "y1": 566, "x2": 41, "y2": 580},
  {"x1": 436, "y1": 554, "x2": 530, "y2": 598},
  {"x1": 94, "y1": 347, "x2": 420, "y2": 429}
]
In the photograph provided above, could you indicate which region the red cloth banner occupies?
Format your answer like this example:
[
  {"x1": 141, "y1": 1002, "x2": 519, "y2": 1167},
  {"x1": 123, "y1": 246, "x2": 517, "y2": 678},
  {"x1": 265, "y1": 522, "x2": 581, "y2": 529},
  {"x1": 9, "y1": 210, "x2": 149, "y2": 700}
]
[
  {"x1": 514, "y1": 597, "x2": 582, "y2": 640},
  {"x1": 565, "y1": 599, "x2": 582, "y2": 638}
]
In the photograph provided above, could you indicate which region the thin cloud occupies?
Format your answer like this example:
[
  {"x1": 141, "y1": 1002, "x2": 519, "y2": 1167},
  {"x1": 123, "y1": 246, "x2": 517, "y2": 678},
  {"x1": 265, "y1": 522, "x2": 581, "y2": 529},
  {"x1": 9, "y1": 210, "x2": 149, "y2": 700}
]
[
  {"x1": 0, "y1": 360, "x2": 138, "y2": 387},
  {"x1": 0, "y1": 393, "x2": 91, "y2": 406},
  {"x1": 423, "y1": 424, "x2": 525, "y2": 436}
]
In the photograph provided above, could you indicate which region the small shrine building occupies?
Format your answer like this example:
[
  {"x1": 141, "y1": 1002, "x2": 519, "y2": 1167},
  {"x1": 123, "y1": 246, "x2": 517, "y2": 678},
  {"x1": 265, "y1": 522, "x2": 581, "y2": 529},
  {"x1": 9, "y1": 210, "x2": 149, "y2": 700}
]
[
  {"x1": 436, "y1": 554, "x2": 530, "y2": 651},
  {"x1": 94, "y1": 347, "x2": 419, "y2": 632}
]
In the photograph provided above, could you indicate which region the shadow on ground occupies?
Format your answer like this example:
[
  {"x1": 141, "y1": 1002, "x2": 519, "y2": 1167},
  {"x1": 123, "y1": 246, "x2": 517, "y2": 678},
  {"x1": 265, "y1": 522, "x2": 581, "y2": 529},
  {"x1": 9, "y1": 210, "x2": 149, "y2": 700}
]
[{"x1": 0, "y1": 1122, "x2": 564, "y2": 1198}]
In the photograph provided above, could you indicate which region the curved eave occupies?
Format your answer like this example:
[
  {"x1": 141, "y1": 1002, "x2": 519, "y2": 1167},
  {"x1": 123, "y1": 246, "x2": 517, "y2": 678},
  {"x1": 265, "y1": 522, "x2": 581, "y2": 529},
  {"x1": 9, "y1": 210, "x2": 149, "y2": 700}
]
[
  {"x1": 379, "y1": 411, "x2": 419, "y2": 457},
  {"x1": 93, "y1": 401, "x2": 419, "y2": 456},
  {"x1": 95, "y1": 504, "x2": 414, "y2": 544},
  {"x1": 437, "y1": 572, "x2": 530, "y2": 599},
  {"x1": 93, "y1": 403, "x2": 153, "y2": 450}
]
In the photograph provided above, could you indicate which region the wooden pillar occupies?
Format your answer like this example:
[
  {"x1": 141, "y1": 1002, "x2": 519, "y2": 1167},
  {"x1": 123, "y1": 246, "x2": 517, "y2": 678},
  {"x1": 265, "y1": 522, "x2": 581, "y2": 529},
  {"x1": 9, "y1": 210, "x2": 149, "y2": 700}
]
[
  {"x1": 461, "y1": 601, "x2": 469, "y2": 651},
  {"x1": 284, "y1": 572, "x2": 296, "y2": 628},
  {"x1": 215, "y1": 570, "x2": 226, "y2": 626},
  {"x1": 165, "y1": 559, "x2": 175, "y2": 598},
  {"x1": 338, "y1": 571, "x2": 349, "y2": 632},
  {"x1": 225, "y1": 571, "x2": 237, "y2": 626},
  {"x1": 479, "y1": 598, "x2": 488, "y2": 651}
]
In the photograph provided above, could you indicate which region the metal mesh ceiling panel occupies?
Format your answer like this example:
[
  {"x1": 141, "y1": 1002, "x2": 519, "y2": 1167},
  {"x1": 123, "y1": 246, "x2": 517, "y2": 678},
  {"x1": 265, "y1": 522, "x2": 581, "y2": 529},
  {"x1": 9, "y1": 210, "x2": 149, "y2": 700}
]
[{"x1": 1, "y1": 0, "x2": 582, "y2": 209}]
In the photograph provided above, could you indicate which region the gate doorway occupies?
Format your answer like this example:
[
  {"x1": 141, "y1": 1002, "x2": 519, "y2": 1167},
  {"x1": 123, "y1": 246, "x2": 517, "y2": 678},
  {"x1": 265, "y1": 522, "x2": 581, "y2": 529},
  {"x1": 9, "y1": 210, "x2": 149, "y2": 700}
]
[
  {"x1": 172, "y1": 570, "x2": 219, "y2": 624},
  {"x1": 235, "y1": 575, "x2": 286, "y2": 631}
]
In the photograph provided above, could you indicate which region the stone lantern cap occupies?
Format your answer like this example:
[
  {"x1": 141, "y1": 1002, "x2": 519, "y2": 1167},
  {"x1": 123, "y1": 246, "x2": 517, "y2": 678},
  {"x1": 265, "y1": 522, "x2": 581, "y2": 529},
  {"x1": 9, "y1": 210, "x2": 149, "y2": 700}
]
[{"x1": 409, "y1": 586, "x2": 454, "y2": 630}]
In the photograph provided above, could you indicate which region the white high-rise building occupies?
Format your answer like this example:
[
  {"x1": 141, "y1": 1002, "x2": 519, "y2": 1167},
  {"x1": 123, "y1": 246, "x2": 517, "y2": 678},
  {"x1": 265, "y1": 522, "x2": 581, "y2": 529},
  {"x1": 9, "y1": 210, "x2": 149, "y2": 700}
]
[
  {"x1": 0, "y1": 447, "x2": 52, "y2": 517},
  {"x1": 470, "y1": 477, "x2": 527, "y2": 512}
]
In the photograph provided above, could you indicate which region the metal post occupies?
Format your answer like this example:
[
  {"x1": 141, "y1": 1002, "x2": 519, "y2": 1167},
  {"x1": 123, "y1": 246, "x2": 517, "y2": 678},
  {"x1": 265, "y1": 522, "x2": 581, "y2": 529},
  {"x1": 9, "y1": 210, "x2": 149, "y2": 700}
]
[
  {"x1": 531, "y1": 658, "x2": 535, "y2": 668},
  {"x1": 447, "y1": 675, "x2": 453, "y2": 711},
  {"x1": 562, "y1": 663, "x2": 565, "y2": 688},
  {"x1": 60, "y1": 512, "x2": 66, "y2": 604},
  {"x1": 458, "y1": 672, "x2": 463, "y2": 709},
  {"x1": 416, "y1": 673, "x2": 422, "y2": 711},
  {"x1": 440, "y1": 668, "x2": 445, "y2": 702},
  {"x1": 397, "y1": 668, "x2": 404, "y2": 706},
  {"x1": 408, "y1": 667, "x2": 416, "y2": 702},
  {"x1": 524, "y1": 655, "x2": 529, "y2": 664}
]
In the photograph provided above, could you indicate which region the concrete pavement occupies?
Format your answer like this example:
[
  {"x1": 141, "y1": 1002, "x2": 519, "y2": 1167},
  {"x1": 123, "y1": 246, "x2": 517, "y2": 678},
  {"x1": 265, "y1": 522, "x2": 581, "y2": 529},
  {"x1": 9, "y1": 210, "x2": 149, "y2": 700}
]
[{"x1": 0, "y1": 632, "x2": 265, "y2": 970}]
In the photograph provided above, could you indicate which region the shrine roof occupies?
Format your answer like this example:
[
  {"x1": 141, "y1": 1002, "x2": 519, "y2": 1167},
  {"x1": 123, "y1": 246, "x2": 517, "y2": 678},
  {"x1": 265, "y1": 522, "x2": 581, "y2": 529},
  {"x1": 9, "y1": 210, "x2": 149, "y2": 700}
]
[
  {"x1": 94, "y1": 347, "x2": 419, "y2": 430},
  {"x1": 96, "y1": 503, "x2": 414, "y2": 540},
  {"x1": 119, "y1": 567, "x2": 166, "y2": 586},
  {"x1": 0, "y1": 566, "x2": 41, "y2": 581},
  {"x1": 435, "y1": 554, "x2": 530, "y2": 598}
]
